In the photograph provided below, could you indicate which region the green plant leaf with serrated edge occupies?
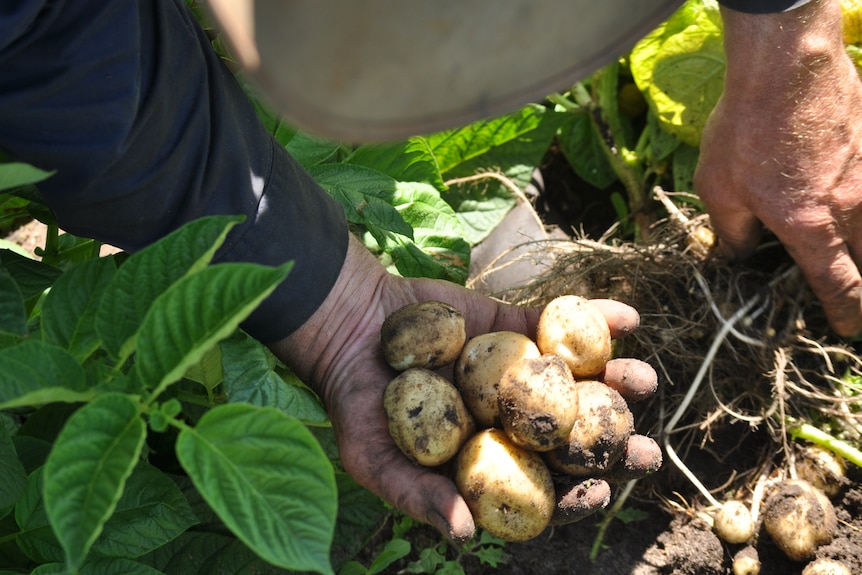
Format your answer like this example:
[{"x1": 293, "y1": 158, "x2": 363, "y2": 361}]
[
  {"x1": 41, "y1": 256, "x2": 116, "y2": 362},
  {"x1": 43, "y1": 394, "x2": 146, "y2": 571},
  {"x1": 0, "y1": 249, "x2": 62, "y2": 302},
  {"x1": 630, "y1": 0, "x2": 724, "y2": 147},
  {"x1": 134, "y1": 262, "x2": 292, "y2": 401},
  {"x1": 0, "y1": 340, "x2": 91, "y2": 410},
  {"x1": 220, "y1": 333, "x2": 328, "y2": 425},
  {"x1": 309, "y1": 163, "x2": 414, "y2": 247},
  {"x1": 0, "y1": 162, "x2": 54, "y2": 192},
  {"x1": 96, "y1": 215, "x2": 243, "y2": 362},
  {"x1": 176, "y1": 403, "x2": 337, "y2": 574}
]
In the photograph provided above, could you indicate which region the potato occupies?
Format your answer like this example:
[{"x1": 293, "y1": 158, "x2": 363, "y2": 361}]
[
  {"x1": 795, "y1": 445, "x2": 847, "y2": 497},
  {"x1": 732, "y1": 546, "x2": 761, "y2": 575},
  {"x1": 600, "y1": 434, "x2": 663, "y2": 484},
  {"x1": 381, "y1": 301, "x2": 466, "y2": 371},
  {"x1": 762, "y1": 479, "x2": 837, "y2": 562},
  {"x1": 383, "y1": 368, "x2": 475, "y2": 466},
  {"x1": 497, "y1": 354, "x2": 579, "y2": 451},
  {"x1": 455, "y1": 428, "x2": 555, "y2": 542},
  {"x1": 713, "y1": 500, "x2": 755, "y2": 544},
  {"x1": 536, "y1": 295, "x2": 612, "y2": 378},
  {"x1": 544, "y1": 380, "x2": 634, "y2": 476},
  {"x1": 454, "y1": 331, "x2": 541, "y2": 428},
  {"x1": 801, "y1": 559, "x2": 852, "y2": 575}
]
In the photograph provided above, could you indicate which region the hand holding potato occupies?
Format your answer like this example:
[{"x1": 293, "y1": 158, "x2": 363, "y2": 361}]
[{"x1": 269, "y1": 234, "x2": 660, "y2": 543}]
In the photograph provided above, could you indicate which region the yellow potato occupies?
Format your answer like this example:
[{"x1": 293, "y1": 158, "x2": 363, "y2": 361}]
[
  {"x1": 381, "y1": 301, "x2": 466, "y2": 371},
  {"x1": 497, "y1": 354, "x2": 579, "y2": 451},
  {"x1": 455, "y1": 428, "x2": 554, "y2": 542},
  {"x1": 536, "y1": 295, "x2": 611, "y2": 378},
  {"x1": 384, "y1": 368, "x2": 475, "y2": 467},
  {"x1": 544, "y1": 380, "x2": 634, "y2": 476},
  {"x1": 454, "y1": 331, "x2": 541, "y2": 428}
]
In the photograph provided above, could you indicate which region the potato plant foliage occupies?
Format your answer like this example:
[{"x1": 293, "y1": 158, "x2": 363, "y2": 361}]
[{"x1": 2, "y1": 1, "x2": 861, "y2": 573}]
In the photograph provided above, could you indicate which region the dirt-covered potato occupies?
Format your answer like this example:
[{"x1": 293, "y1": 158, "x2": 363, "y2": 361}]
[
  {"x1": 544, "y1": 380, "x2": 634, "y2": 477},
  {"x1": 801, "y1": 559, "x2": 852, "y2": 575},
  {"x1": 732, "y1": 546, "x2": 761, "y2": 575},
  {"x1": 795, "y1": 445, "x2": 847, "y2": 497},
  {"x1": 455, "y1": 428, "x2": 555, "y2": 542},
  {"x1": 535, "y1": 295, "x2": 612, "y2": 378},
  {"x1": 454, "y1": 331, "x2": 541, "y2": 428},
  {"x1": 497, "y1": 354, "x2": 578, "y2": 451},
  {"x1": 383, "y1": 368, "x2": 475, "y2": 466},
  {"x1": 600, "y1": 434, "x2": 663, "y2": 484},
  {"x1": 762, "y1": 479, "x2": 837, "y2": 562},
  {"x1": 381, "y1": 301, "x2": 466, "y2": 371}
]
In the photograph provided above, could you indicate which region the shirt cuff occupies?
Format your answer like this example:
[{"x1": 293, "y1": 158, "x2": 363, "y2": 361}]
[{"x1": 717, "y1": 0, "x2": 813, "y2": 13}]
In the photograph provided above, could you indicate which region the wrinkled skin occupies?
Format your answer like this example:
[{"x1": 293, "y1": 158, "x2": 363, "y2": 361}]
[
  {"x1": 696, "y1": 0, "x2": 862, "y2": 337},
  {"x1": 269, "y1": 235, "x2": 658, "y2": 542}
]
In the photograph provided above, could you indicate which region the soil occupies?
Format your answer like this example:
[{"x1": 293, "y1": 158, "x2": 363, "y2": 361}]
[{"x1": 4, "y1": 148, "x2": 861, "y2": 575}]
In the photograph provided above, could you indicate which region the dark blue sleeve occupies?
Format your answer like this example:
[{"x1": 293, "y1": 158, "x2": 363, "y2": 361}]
[
  {"x1": 0, "y1": 0, "x2": 349, "y2": 343},
  {"x1": 717, "y1": 0, "x2": 812, "y2": 13}
]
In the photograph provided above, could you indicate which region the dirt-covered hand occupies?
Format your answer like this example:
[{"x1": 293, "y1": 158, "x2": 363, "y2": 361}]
[
  {"x1": 268, "y1": 234, "x2": 656, "y2": 542},
  {"x1": 695, "y1": 1, "x2": 862, "y2": 337}
]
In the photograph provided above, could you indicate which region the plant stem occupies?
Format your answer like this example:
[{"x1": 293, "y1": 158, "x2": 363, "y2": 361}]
[
  {"x1": 589, "y1": 480, "x2": 637, "y2": 562},
  {"x1": 786, "y1": 417, "x2": 862, "y2": 468}
]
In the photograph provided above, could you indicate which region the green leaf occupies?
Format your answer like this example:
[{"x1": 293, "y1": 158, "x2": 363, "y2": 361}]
[
  {"x1": 32, "y1": 558, "x2": 165, "y2": 575},
  {"x1": 386, "y1": 183, "x2": 470, "y2": 283},
  {"x1": 0, "y1": 340, "x2": 90, "y2": 409},
  {"x1": 220, "y1": 333, "x2": 328, "y2": 425},
  {"x1": 41, "y1": 257, "x2": 116, "y2": 361},
  {"x1": 309, "y1": 163, "x2": 414, "y2": 246},
  {"x1": 175, "y1": 404, "x2": 337, "y2": 574},
  {"x1": 96, "y1": 215, "x2": 243, "y2": 361},
  {"x1": 287, "y1": 131, "x2": 342, "y2": 167},
  {"x1": 0, "y1": 249, "x2": 62, "y2": 302},
  {"x1": 43, "y1": 394, "x2": 146, "y2": 570},
  {"x1": 183, "y1": 345, "x2": 224, "y2": 395},
  {"x1": 89, "y1": 461, "x2": 198, "y2": 559},
  {"x1": 673, "y1": 143, "x2": 701, "y2": 193},
  {"x1": 630, "y1": 0, "x2": 724, "y2": 146},
  {"x1": 15, "y1": 467, "x2": 61, "y2": 563},
  {"x1": 347, "y1": 137, "x2": 447, "y2": 192},
  {"x1": 436, "y1": 105, "x2": 563, "y2": 244},
  {"x1": 365, "y1": 538, "x2": 411, "y2": 575},
  {"x1": 558, "y1": 114, "x2": 617, "y2": 190},
  {"x1": 428, "y1": 104, "x2": 553, "y2": 174},
  {"x1": 134, "y1": 262, "x2": 292, "y2": 400},
  {"x1": 0, "y1": 163, "x2": 54, "y2": 192},
  {"x1": 330, "y1": 473, "x2": 389, "y2": 571},
  {"x1": 140, "y1": 530, "x2": 286, "y2": 575},
  {"x1": 0, "y1": 426, "x2": 27, "y2": 511},
  {"x1": 0, "y1": 268, "x2": 26, "y2": 337}
]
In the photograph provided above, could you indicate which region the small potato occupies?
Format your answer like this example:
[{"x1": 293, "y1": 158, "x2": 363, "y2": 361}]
[
  {"x1": 714, "y1": 500, "x2": 755, "y2": 545},
  {"x1": 455, "y1": 428, "x2": 555, "y2": 542},
  {"x1": 801, "y1": 559, "x2": 852, "y2": 575},
  {"x1": 497, "y1": 354, "x2": 579, "y2": 451},
  {"x1": 795, "y1": 445, "x2": 847, "y2": 497},
  {"x1": 762, "y1": 479, "x2": 837, "y2": 562},
  {"x1": 536, "y1": 295, "x2": 612, "y2": 378},
  {"x1": 454, "y1": 331, "x2": 541, "y2": 428},
  {"x1": 732, "y1": 546, "x2": 761, "y2": 575},
  {"x1": 381, "y1": 301, "x2": 466, "y2": 371},
  {"x1": 384, "y1": 368, "x2": 475, "y2": 467},
  {"x1": 600, "y1": 434, "x2": 663, "y2": 484},
  {"x1": 544, "y1": 380, "x2": 634, "y2": 477}
]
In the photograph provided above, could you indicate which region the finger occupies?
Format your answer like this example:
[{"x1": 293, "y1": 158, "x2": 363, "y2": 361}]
[
  {"x1": 600, "y1": 358, "x2": 658, "y2": 403},
  {"x1": 549, "y1": 477, "x2": 611, "y2": 526},
  {"x1": 785, "y1": 239, "x2": 862, "y2": 337},
  {"x1": 694, "y1": 163, "x2": 763, "y2": 261},
  {"x1": 600, "y1": 434, "x2": 663, "y2": 484},
  {"x1": 589, "y1": 299, "x2": 640, "y2": 338}
]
